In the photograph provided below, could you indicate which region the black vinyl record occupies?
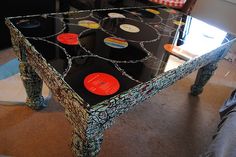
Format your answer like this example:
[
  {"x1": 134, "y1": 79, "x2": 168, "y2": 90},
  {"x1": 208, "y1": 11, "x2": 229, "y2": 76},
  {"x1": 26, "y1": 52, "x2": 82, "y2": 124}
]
[
  {"x1": 65, "y1": 56, "x2": 138, "y2": 105},
  {"x1": 100, "y1": 17, "x2": 159, "y2": 42},
  {"x1": 13, "y1": 16, "x2": 64, "y2": 38},
  {"x1": 79, "y1": 29, "x2": 148, "y2": 62}
]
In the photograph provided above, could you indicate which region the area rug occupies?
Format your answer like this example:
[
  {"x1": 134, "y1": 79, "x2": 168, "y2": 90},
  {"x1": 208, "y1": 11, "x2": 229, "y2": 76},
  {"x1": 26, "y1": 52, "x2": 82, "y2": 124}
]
[{"x1": 0, "y1": 49, "x2": 49, "y2": 105}]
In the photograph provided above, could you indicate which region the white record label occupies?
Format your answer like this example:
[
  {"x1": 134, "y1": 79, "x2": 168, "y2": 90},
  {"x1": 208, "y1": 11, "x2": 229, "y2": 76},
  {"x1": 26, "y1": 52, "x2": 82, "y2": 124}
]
[
  {"x1": 119, "y1": 24, "x2": 140, "y2": 33},
  {"x1": 108, "y1": 13, "x2": 126, "y2": 18}
]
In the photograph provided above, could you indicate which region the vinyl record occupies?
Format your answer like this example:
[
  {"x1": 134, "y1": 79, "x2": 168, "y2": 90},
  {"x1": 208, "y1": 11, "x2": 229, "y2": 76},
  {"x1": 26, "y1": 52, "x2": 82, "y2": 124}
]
[
  {"x1": 151, "y1": 23, "x2": 176, "y2": 37},
  {"x1": 117, "y1": 57, "x2": 165, "y2": 82},
  {"x1": 79, "y1": 29, "x2": 148, "y2": 61},
  {"x1": 101, "y1": 18, "x2": 159, "y2": 42},
  {"x1": 27, "y1": 38, "x2": 68, "y2": 75},
  {"x1": 92, "y1": 10, "x2": 139, "y2": 20},
  {"x1": 57, "y1": 33, "x2": 79, "y2": 45},
  {"x1": 133, "y1": 8, "x2": 162, "y2": 24},
  {"x1": 64, "y1": 56, "x2": 138, "y2": 105},
  {"x1": 142, "y1": 36, "x2": 176, "y2": 59},
  {"x1": 16, "y1": 19, "x2": 41, "y2": 28},
  {"x1": 84, "y1": 72, "x2": 120, "y2": 96},
  {"x1": 13, "y1": 16, "x2": 64, "y2": 38}
]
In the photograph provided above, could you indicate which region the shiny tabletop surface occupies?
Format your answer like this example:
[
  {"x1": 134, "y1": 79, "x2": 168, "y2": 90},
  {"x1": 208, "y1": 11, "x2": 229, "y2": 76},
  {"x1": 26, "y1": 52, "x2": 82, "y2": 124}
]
[{"x1": 8, "y1": 5, "x2": 236, "y2": 106}]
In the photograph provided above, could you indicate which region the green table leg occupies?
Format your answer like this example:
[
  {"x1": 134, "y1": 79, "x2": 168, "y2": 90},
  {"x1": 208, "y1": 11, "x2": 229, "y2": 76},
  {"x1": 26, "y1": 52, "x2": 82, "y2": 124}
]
[
  {"x1": 191, "y1": 62, "x2": 218, "y2": 96},
  {"x1": 18, "y1": 45, "x2": 47, "y2": 110},
  {"x1": 19, "y1": 62, "x2": 47, "y2": 110}
]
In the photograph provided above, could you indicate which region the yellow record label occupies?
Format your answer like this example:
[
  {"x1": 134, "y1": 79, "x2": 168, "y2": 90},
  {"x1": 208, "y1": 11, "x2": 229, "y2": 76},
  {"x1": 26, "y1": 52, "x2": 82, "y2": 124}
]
[
  {"x1": 145, "y1": 9, "x2": 160, "y2": 15},
  {"x1": 173, "y1": 20, "x2": 185, "y2": 26},
  {"x1": 78, "y1": 20, "x2": 100, "y2": 29}
]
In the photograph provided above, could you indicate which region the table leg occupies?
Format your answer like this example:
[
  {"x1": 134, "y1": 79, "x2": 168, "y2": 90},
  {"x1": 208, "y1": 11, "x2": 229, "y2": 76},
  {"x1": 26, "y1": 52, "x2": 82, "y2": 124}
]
[
  {"x1": 191, "y1": 62, "x2": 218, "y2": 96},
  {"x1": 72, "y1": 129, "x2": 104, "y2": 157},
  {"x1": 19, "y1": 61, "x2": 47, "y2": 110}
]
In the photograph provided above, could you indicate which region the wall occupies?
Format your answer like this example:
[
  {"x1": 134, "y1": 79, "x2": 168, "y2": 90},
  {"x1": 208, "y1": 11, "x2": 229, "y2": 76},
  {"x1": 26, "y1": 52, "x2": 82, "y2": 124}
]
[
  {"x1": 0, "y1": 0, "x2": 56, "y2": 49},
  {"x1": 191, "y1": 0, "x2": 236, "y2": 34}
]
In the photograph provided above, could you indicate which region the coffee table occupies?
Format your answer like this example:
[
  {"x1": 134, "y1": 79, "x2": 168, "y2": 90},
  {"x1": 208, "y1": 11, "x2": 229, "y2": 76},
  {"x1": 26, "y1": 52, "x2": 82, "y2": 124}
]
[{"x1": 5, "y1": 5, "x2": 236, "y2": 157}]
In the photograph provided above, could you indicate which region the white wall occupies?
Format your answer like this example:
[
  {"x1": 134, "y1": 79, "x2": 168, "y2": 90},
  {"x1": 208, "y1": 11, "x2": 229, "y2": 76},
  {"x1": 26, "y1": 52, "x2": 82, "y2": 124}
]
[{"x1": 191, "y1": 0, "x2": 236, "y2": 34}]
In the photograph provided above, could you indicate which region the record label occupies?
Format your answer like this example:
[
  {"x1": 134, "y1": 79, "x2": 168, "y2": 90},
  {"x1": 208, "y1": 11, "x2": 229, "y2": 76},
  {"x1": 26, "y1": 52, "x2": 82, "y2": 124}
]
[
  {"x1": 78, "y1": 20, "x2": 100, "y2": 29},
  {"x1": 108, "y1": 13, "x2": 126, "y2": 18},
  {"x1": 145, "y1": 9, "x2": 160, "y2": 15},
  {"x1": 164, "y1": 44, "x2": 197, "y2": 60},
  {"x1": 57, "y1": 33, "x2": 79, "y2": 45},
  {"x1": 173, "y1": 20, "x2": 185, "y2": 26},
  {"x1": 104, "y1": 37, "x2": 128, "y2": 49},
  {"x1": 84, "y1": 72, "x2": 120, "y2": 96},
  {"x1": 120, "y1": 24, "x2": 140, "y2": 33}
]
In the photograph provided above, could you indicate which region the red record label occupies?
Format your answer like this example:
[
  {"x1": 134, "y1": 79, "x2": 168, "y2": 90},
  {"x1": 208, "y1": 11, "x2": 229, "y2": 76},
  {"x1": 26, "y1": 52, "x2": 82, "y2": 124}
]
[
  {"x1": 84, "y1": 73, "x2": 120, "y2": 96},
  {"x1": 57, "y1": 33, "x2": 79, "y2": 45}
]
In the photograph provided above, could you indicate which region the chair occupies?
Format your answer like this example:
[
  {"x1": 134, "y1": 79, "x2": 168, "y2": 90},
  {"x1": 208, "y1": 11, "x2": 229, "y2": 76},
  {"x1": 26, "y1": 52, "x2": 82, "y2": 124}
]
[{"x1": 149, "y1": 0, "x2": 197, "y2": 15}]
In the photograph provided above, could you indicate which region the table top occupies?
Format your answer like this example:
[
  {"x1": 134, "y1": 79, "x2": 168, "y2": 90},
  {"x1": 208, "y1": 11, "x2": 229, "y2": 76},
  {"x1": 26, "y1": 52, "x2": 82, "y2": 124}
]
[{"x1": 7, "y1": 6, "x2": 236, "y2": 107}]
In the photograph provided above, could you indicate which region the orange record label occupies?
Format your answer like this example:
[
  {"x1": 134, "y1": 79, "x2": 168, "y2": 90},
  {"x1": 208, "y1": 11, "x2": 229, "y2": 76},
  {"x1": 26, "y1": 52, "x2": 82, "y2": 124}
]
[
  {"x1": 84, "y1": 72, "x2": 120, "y2": 96},
  {"x1": 57, "y1": 33, "x2": 79, "y2": 45},
  {"x1": 145, "y1": 9, "x2": 160, "y2": 15},
  {"x1": 164, "y1": 44, "x2": 197, "y2": 60}
]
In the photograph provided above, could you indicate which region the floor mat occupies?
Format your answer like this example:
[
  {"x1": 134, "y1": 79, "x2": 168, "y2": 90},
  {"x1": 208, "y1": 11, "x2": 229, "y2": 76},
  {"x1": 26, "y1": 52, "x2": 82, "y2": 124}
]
[
  {"x1": 0, "y1": 73, "x2": 50, "y2": 105},
  {"x1": 0, "y1": 58, "x2": 19, "y2": 80},
  {"x1": 0, "y1": 50, "x2": 49, "y2": 105}
]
